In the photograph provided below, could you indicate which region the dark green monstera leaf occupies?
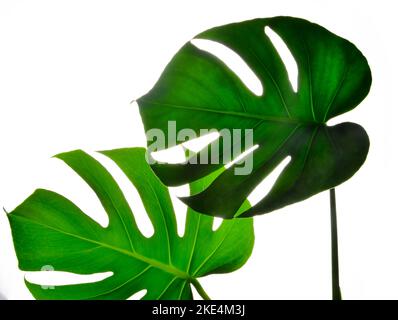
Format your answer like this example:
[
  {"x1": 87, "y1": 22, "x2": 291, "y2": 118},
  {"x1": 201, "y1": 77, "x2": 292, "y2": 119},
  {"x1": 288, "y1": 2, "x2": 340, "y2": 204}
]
[
  {"x1": 138, "y1": 16, "x2": 371, "y2": 218},
  {"x1": 7, "y1": 148, "x2": 253, "y2": 299}
]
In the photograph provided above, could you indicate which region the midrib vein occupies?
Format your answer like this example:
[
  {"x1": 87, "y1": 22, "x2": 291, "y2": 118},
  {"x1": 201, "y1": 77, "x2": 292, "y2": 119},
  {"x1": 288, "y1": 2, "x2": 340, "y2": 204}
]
[
  {"x1": 84, "y1": 265, "x2": 152, "y2": 299},
  {"x1": 140, "y1": 99, "x2": 316, "y2": 125},
  {"x1": 301, "y1": 40, "x2": 316, "y2": 123},
  {"x1": 12, "y1": 214, "x2": 189, "y2": 280}
]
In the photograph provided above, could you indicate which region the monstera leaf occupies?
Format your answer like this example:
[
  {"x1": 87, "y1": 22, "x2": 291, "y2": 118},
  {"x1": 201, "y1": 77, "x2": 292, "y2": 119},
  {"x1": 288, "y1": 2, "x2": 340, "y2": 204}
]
[
  {"x1": 138, "y1": 16, "x2": 371, "y2": 218},
  {"x1": 7, "y1": 148, "x2": 253, "y2": 299}
]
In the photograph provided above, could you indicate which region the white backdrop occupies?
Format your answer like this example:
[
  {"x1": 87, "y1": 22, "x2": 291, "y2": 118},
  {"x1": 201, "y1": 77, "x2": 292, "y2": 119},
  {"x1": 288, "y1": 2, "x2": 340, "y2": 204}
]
[{"x1": 0, "y1": 0, "x2": 397, "y2": 300}]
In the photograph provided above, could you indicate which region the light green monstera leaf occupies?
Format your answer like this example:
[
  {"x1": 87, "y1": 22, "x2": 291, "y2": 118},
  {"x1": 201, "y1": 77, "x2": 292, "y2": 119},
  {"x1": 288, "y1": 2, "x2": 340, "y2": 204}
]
[
  {"x1": 7, "y1": 148, "x2": 253, "y2": 299},
  {"x1": 138, "y1": 16, "x2": 371, "y2": 218}
]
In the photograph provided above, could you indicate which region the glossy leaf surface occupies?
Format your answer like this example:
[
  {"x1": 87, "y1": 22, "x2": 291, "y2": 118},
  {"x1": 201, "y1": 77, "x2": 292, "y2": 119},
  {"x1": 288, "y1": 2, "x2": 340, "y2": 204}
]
[
  {"x1": 138, "y1": 17, "x2": 371, "y2": 218},
  {"x1": 7, "y1": 148, "x2": 253, "y2": 299}
]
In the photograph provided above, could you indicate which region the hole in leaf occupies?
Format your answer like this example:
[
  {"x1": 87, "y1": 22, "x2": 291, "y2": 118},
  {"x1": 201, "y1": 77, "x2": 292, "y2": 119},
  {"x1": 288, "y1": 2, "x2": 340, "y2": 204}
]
[
  {"x1": 264, "y1": 26, "x2": 298, "y2": 92},
  {"x1": 150, "y1": 145, "x2": 187, "y2": 164},
  {"x1": 169, "y1": 185, "x2": 189, "y2": 237},
  {"x1": 247, "y1": 156, "x2": 291, "y2": 206},
  {"x1": 150, "y1": 131, "x2": 219, "y2": 164},
  {"x1": 212, "y1": 217, "x2": 223, "y2": 231},
  {"x1": 224, "y1": 144, "x2": 259, "y2": 169},
  {"x1": 25, "y1": 270, "x2": 113, "y2": 286},
  {"x1": 49, "y1": 157, "x2": 109, "y2": 228},
  {"x1": 326, "y1": 113, "x2": 351, "y2": 126},
  {"x1": 183, "y1": 131, "x2": 220, "y2": 152},
  {"x1": 191, "y1": 38, "x2": 263, "y2": 96},
  {"x1": 89, "y1": 152, "x2": 154, "y2": 238},
  {"x1": 127, "y1": 289, "x2": 147, "y2": 300}
]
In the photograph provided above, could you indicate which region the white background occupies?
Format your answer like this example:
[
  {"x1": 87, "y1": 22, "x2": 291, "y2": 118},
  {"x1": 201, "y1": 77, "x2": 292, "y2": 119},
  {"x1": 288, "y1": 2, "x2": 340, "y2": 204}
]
[{"x1": 0, "y1": 0, "x2": 397, "y2": 300}]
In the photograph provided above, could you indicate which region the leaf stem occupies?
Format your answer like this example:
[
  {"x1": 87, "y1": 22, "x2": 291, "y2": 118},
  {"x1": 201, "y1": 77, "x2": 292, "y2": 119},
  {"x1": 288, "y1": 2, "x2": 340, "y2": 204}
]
[
  {"x1": 330, "y1": 188, "x2": 342, "y2": 300},
  {"x1": 191, "y1": 279, "x2": 211, "y2": 300}
]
